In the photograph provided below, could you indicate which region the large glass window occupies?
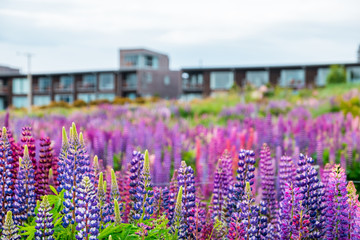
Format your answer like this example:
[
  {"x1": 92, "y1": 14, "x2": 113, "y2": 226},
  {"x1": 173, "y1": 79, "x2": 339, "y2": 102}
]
[
  {"x1": 37, "y1": 77, "x2": 51, "y2": 92},
  {"x1": 246, "y1": 71, "x2": 269, "y2": 87},
  {"x1": 347, "y1": 67, "x2": 360, "y2": 83},
  {"x1": 279, "y1": 69, "x2": 305, "y2": 87},
  {"x1": 316, "y1": 68, "x2": 329, "y2": 86},
  {"x1": 33, "y1": 95, "x2": 51, "y2": 106},
  {"x1": 210, "y1": 71, "x2": 234, "y2": 90},
  {"x1": 124, "y1": 92, "x2": 136, "y2": 100},
  {"x1": 97, "y1": 93, "x2": 115, "y2": 101},
  {"x1": 12, "y1": 96, "x2": 28, "y2": 108},
  {"x1": 78, "y1": 93, "x2": 96, "y2": 103},
  {"x1": 182, "y1": 73, "x2": 203, "y2": 89},
  {"x1": 164, "y1": 76, "x2": 170, "y2": 85},
  {"x1": 59, "y1": 76, "x2": 74, "y2": 90},
  {"x1": 124, "y1": 73, "x2": 137, "y2": 89},
  {"x1": 12, "y1": 78, "x2": 29, "y2": 94},
  {"x1": 124, "y1": 55, "x2": 139, "y2": 67},
  {"x1": 99, "y1": 73, "x2": 114, "y2": 90},
  {"x1": 0, "y1": 97, "x2": 4, "y2": 110},
  {"x1": 55, "y1": 94, "x2": 73, "y2": 103},
  {"x1": 81, "y1": 74, "x2": 96, "y2": 90}
]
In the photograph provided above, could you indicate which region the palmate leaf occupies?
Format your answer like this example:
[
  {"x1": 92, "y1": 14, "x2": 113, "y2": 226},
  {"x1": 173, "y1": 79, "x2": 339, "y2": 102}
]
[
  {"x1": 19, "y1": 223, "x2": 36, "y2": 240},
  {"x1": 98, "y1": 223, "x2": 139, "y2": 240}
]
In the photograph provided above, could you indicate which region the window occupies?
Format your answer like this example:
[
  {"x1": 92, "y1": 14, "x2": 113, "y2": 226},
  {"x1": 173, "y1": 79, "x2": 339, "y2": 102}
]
[
  {"x1": 347, "y1": 67, "x2": 360, "y2": 83},
  {"x1": 59, "y1": 76, "x2": 74, "y2": 90},
  {"x1": 12, "y1": 96, "x2": 28, "y2": 108},
  {"x1": 279, "y1": 69, "x2": 305, "y2": 87},
  {"x1": 82, "y1": 74, "x2": 96, "y2": 90},
  {"x1": 182, "y1": 73, "x2": 203, "y2": 89},
  {"x1": 246, "y1": 71, "x2": 269, "y2": 87},
  {"x1": 12, "y1": 78, "x2": 29, "y2": 94},
  {"x1": 124, "y1": 73, "x2": 137, "y2": 88},
  {"x1": 78, "y1": 93, "x2": 96, "y2": 103},
  {"x1": 145, "y1": 55, "x2": 153, "y2": 67},
  {"x1": 38, "y1": 77, "x2": 51, "y2": 92},
  {"x1": 97, "y1": 93, "x2": 115, "y2": 101},
  {"x1": 124, "y1": 55, "x2": 138, "y2": 67},
  {"x1": 99, "y1": 73, "x2": 114, "y2": 90},
  {"x1": 180, "y1": 93, "x2": 202, "y2": 101},
  {"x1": 124, "y1": 92, "x2": 136, "y2": 100},
  {"x1": 316, "y1": 68, "x2": 329, "y2": 86},
  {"x1": 210, "y1": 72, "x2": 234, "y2": 90},
  {"x1": 164, "y1": 76, "x2": 170, "y2": 85},
  {"x1": 0, "y1": 97, "x2": 4, "y2": 110},
  {"x1": 144, "y1": 72, "x2": 152, "y2": 84},
  {"x1": 55, "y1": 94, "x2": 73, "y2": 103},
  {"x1": 33, "y1": 95, "x2": 51, "y2": 106}
]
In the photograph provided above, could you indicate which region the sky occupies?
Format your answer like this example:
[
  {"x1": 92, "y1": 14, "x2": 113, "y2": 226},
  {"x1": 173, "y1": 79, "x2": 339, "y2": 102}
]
[{"x1": 0, "y1": 0, "x2": 360, "y2": 73}]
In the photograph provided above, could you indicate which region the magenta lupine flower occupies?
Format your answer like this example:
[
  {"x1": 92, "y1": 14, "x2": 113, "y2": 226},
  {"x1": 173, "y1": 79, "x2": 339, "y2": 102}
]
[
  {"x1": 75, "y1": 176, "x2": 99, "y2": 240},
  {"x1": 37, "y1": 137, "x2": 55, "y2": 199},
  {"x1": 259, "y1": 144, "x2": 277, "y2": 221},
  {"x1": 0, "y1": 127, "x2": 15, "y2": 227},
  {"x1": 278, "y1": 155, "x2": 295, "y2": 200},
  {"x1": 347, "y1": 181, "x2": 360, "y2": 239},
  {"x1": 325, "y1": 165, "x2": 349, "y2": 239},
  {"x1": 35, "y1": 196, "x2": 54, "y2": 240},
  {"x1": 279, "y1": 183, "x2": 310, "y2": 239},
  {"x1": 177, "y1": 161, "x2": 196, "y2": 239},
  {"x1": 13, "y1": 145, "x2": 36, "y2": 224}
]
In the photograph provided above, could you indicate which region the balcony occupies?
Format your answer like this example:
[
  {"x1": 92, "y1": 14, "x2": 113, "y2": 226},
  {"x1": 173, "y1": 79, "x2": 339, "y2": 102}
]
[
  {"x1": 122, "y1": 82, "x2": 137, "y2": 91},
  {"x1": 77, "y1": 82, "x2": 96, "y2": 92},
  {"x1": 54, "y1": 82, "x2": 74, "y2": 92},
  {"x1": 33, "y1": 85, "x2": 51, "y2": 94}
]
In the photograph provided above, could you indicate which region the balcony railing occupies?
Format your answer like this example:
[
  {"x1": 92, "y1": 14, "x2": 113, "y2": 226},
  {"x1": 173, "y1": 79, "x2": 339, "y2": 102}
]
[
  {"x1": 33, "y1": 85, "x2": 51, "y2": 94},
  {"x1": 122, "y1": 82, "x2": 137, "y2": 91},
  {"x1": 53, "y1": 83, "x2": 74, "y2": 92},
  {"x1": 182, "y1": 83, "x2": 203, "y2": 91},
  {"x1": 0, "y1": 84, "x2": 9, "y2": 94},
  {"x1": 77, "y1": 82, "x2": 96, "y2": 91}
]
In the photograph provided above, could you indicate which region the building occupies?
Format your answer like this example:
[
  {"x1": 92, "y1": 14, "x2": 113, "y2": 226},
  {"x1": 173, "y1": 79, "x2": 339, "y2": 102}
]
[
  {"x1": 180, "y1": 63, "x2": 360, "y2": 99},
  {"x1": 0, "y1": 48, "x2": 181, "y2": 110},
  {"x1": 358, "y1": 44, "x2": 360, "y2": 63},
  {"x1": 0, "y1": 65, "x2": 20, "y2": 75}
]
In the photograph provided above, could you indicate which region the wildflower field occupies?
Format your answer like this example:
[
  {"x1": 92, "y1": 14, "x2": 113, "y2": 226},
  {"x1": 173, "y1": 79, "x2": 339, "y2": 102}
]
[{"x1": 1, "y1": 86, "x2": 360, "y2": 239}]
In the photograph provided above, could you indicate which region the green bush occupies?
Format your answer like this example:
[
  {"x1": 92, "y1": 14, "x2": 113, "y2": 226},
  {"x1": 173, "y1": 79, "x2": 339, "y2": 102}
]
[
  {"x1": 113, "y1": 97, "x2": 133, "y2": 105},
  {"x1": 326, "y1": 65, "x2": 347, "y2": 84},
  {"x1": 48, "y1": 101, "x2": 71, "y2": 108},
  {"x1": 73, "y1": 99, "x2": 87, "y2": 108}
]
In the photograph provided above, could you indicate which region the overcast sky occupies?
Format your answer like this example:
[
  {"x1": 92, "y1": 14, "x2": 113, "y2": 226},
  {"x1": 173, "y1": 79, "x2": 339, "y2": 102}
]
[{"x1": 0, "y1": 0, "x2": 359, "y2": 73}]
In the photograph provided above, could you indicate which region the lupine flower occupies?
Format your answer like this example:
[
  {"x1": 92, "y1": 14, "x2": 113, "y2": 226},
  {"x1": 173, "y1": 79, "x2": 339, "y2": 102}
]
[
  {"x1": 35, "y1": 196, "x2": 54, "y2": 240},
  {"x1": 132, "y1": 150, "x2": 154, "y2": 221},
  {"x1": 1, "y1": 211, "x2": 20, "y2": 240},
  {"x1": 259, "y1": 144, "x2": 277, "y2": 221},
  {"x1": 107, "y1": 169, "x2": 122, "y2": 223},
  {"x1": 13, "y1": 145, "x2": 36, "y2": 224},
  {"x1": 325, "y1": 165, "x2": 349, "y2": 239},
  {"x1": 114, "y1": 199, "x2": 122, "y2": 225},
  {"x1": 56, "y1": 127, "x2": 69, "y2": 192},
  {"x1": 164, "y1": 170, "x2": 178, "y2": 226},
  {"x1": 62, "y1": 124, "x2": 91, "y2": 228},
  {"x1": 278, "y1": 155, "x2": 295, "y2": 200},
  {"x1": 229, "y1": 149, "x2": 256, "y2": 217},
  {"x1": 346, "y1": 181, "x2": 360, "y2": 239},
  {"x1": 177, "y1": 161, "x2": 196, "y2": 239},
  {"x1": 75, "y1": 176, "x2": 99, "y2": 240},
  {"x1": 97, "y1": 172, "x2": 110, "y2": 228},
  {"x1": 0, "y1": 127, "x2": 15, "y2": 227},
  {"x1": 37, "y1": 137, "x2": 55, "y2": 199}
]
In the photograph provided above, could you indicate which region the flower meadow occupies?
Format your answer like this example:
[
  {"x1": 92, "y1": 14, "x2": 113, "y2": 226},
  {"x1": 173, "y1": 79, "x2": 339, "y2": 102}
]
[{"x1": 0, "y1": 102, "x2": 360, "y2": 239}]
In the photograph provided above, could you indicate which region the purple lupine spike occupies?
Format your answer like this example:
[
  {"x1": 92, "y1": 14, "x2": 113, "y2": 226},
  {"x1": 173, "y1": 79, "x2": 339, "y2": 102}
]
[
  {"x1": 1, "y1": 211, "x2": 20, "y2": 240},
  {"x1": 325, "y1": 165, "x2": 349, "y2": 239},
  {"x1": 347, "y1": 181, "x2": 360, "y2": 239},
  {"x1": 340, "y1": 152, "x2": 346, "y2": 170},
  {"x1": 229, "y1": 149, "x2": 256, "y2": 216},
  {"x1": 132, "y1": 150, "x2": 154, "y2": 222},
  {"x1": 259, "y1": 144, "x2": 277, "y2": 221},
  {"x1": 295, "y1": 153, "x2": 326, "y2": 238},
  {"x1": 56, "y1": 127, "x2": 69, "y2": 192},
  {"x1": 165, "y1": 170, "x2": 178, "y2": 226},
  {"x1": 35, "y1": 196, "x2": 55, "y2": 240},
  {"x1": 75, "y1": 176, "x2": 99, "y2": 240},
  {"x1": 13, "y1": 145, "x2": 36, "y2": 224},
  {"x1": 212, "y1": 151, "x2": 233, "y2": 222},
  {"x1": 316, "y1": 139, "x2": 323, "y2": 167},
  {"x1": 0, "y1": 127, "x2": 15, "y2": 227},
  {"x1": 62, "y1": 124, "x2": 91, "y2": 228},
  {"x1": 177, "y1": 161, "x2": 196, "y2": 239},
  {"x1": 20, "y1": 126, "x2": 36, "y2": 173}
]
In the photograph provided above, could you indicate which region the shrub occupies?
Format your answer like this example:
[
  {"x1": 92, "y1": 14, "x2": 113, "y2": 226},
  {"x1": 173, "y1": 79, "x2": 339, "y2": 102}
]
[
  {"x1": 73, "y1": 99, "x2": 87, "y2": 108},
  {"x1": 113, "y1": 97, "x2": 133, "y2": 105},
  {"x1": 326, "y1": 65, "x2": 347, "y2": 84}
]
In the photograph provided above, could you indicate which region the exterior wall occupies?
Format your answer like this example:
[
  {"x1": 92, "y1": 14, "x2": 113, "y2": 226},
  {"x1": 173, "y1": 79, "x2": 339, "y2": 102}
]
[
  {"x1": 305, "y1": 67, "x2": 317, "y2": 88},
  {"x1": 0, "y1": 66, "x2": 20, "y2": 75},
  {"x1": 119, "y1": 49, "x2": 170, "y2": 70}
]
